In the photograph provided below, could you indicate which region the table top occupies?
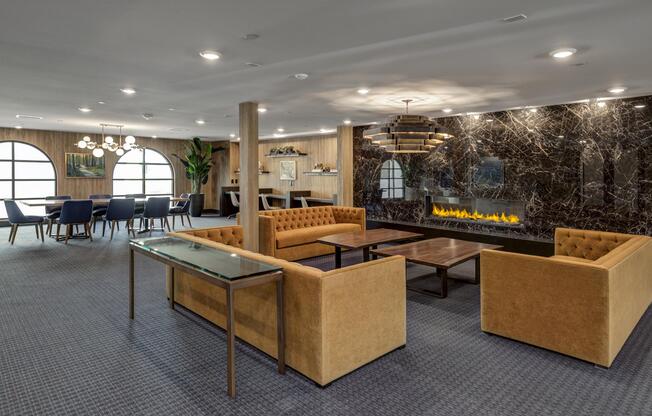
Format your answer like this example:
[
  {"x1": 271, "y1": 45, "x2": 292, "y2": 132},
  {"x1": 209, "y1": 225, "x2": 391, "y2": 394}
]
[
  {"x1": 371, "y1": 237, "x2": 503, "y2": 269},
  {"x1": 130, "y1": 236, "x2": 281, "y2": 281},
  {"x1": 293, "y1": 196, "x2": 334, "y2": 204},
  {"x1": 317, "y1": 228, "x2": 423, "y2": 249},
  {"x1": 21, "y1": 197, "x2": 187, "y2": 207}
]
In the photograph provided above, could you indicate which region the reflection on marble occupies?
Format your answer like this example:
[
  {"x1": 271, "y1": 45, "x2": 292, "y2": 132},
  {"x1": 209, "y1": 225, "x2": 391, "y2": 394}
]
[{"x1": 353, "y1": 96, "x2": 652, "y2": 239}]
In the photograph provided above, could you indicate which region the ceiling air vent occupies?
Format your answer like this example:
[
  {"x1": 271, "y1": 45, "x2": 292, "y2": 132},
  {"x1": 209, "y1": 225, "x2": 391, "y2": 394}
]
[{"x1": 502, "y1": 14, "x2": 527, "y2": 23}]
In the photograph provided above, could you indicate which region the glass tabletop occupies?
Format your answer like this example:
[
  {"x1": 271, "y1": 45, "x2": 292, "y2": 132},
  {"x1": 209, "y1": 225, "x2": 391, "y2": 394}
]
[{"x1": 130, "y1": 236, "x2": 282, "y2": 281}]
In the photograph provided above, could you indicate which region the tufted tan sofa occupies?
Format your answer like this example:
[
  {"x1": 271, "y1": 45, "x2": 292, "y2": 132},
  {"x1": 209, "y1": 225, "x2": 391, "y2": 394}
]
[
  {"x1": 166, "y1": 225, "x2": 406, "y2": 386},
  {"x1": 254, "y1": 206, "x2": 366, "y2": 261},
  {"x1": 481, "y1": 227, "x2": 652, "y2": 367}
]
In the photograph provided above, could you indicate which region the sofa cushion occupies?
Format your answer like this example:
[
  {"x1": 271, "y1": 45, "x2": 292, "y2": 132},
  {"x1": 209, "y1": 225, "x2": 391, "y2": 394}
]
[
  {"x1": 178, "y1": 226, "x2": 244, "y2": 248},
  {"x1": 263, "y1": 207, "x2": 337, "y2": 232},
  {"x1": 550, "y1": 255, "x2": 594, "y2": 264},
  {"x1": 276, "y1": 223, "x2": 361, "y2": 249}
]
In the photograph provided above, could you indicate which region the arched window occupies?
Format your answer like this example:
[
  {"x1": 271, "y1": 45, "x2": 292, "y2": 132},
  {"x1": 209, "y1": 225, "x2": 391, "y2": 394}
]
[
  {"x1": 112, "y1": 148, "x2": 173, "y2": 197},
  {"x1": 379, "y1": 159, "x2": 404, "y2": 199},
  {"x1": 0, "y1": 141, "x2": 56, "y2": 219}
]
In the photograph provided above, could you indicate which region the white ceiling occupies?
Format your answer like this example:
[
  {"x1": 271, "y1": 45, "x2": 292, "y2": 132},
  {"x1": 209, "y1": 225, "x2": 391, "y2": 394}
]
[{"x1": 1, "y1": 0, "x2": 651, "y2": 140}]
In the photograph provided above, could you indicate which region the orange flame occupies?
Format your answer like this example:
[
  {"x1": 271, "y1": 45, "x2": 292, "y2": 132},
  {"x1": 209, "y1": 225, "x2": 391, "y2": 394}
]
[{"x1": 432, "y1": 205, "x2": 520, "y2": 224}]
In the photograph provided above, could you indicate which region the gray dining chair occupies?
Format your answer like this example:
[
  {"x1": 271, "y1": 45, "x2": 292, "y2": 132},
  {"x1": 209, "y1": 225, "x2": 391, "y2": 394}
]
[
  {"x1": 89, "y1": 194, "x2": 112, "y2": 232},
  {"x1": 227, "y1": 191, "x2": 240, "y2": 219},
  {"x1": 100, "y1": 198, "x2": 136, "y2": 240},
  {"x1": 169, "y1": 193, "x2": 191, "y2": 229},
  {"x1": 261, "y1": 194, "x2": 281, "y2": 211},
  {"x1": 44, "y1": 195, "x2": 72, "y2": 236},
  {"x1": 142, "y1": 197, "x2": 171, "y2": 236},
  {"x1": 5, "y1": 200, "x2": 45, "y2": 244},
  {"x1": 56, "y1": 200, "x2": 93, "y2": 244},
  {"x1": 300, "y1": 196, "x2": 310, "y2": 208}
]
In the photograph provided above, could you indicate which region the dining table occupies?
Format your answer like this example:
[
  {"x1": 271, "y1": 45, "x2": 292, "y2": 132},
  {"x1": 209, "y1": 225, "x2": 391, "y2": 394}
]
[{"x1": 21, "y1": 197, "x2": 188, "y2": 208}]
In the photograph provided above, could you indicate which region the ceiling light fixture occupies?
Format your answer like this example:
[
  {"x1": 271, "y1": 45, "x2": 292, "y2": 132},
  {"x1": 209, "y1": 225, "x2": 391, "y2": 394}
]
[
  {"x1": 78, "y1": 107, "x2": 92, "y2": 113},
  {"x1": 168, "y1": 108, "x2": 176, "y2": 111},
  {"x1": 442, "y1": 108, "x2": 453, "y2": 113},
  {"x1": 246, "y1": 62, "x2": 262, "y2": 68},
  {"x1": 258, "y1": 107, "x2": 267, "y2": 113},
  {"x1": 502, "y1": 14, "x2": 527, "y2": 23},
  {"x1": 152, "y1": 135, "x2": 158, "y2": 139},
  {"x1": 97, "y1": 101, "x2": 106, "y2": 105},
  {"x1": 550, "y1": 48, "x2": 577, "y2": 59},
  {"x1": 363, "y1": 99, "x2": 452, "y2": 154},
  {"x1": 15, "y1": 125, "x2": 22, "y2": 129},
  {"x1": 199, "y1": 50, "x2": 221, "y2": 60},
  {"x1": 357, "y1": 88, "x2": 370, "y2": 95},
  {"x1": 120, "y1": 87, "x2": 136, "y2": 95},
  {"x1": 229, "y1": 133, "x2": 236, "y2": 138},
  {"x1": 76, "y1": 124, "x2": 141, "y2": 157},
  {"x1": 529, "y1": 108, "x2": 538, "y2": 113},
  {"x1": 343, "y1": 119, "x2": 352, "y2": 125},
  {"x1": 608, "y1": 86, "x2": 627, "y2": 94},
  {"x1": 277, "y1": 128, "x2": 285, "y2": 132},
  {"x1": 15, "y1": 114, "x2": 43, "y2": 120},
  {"x1": 195, "y1": 119, "x2": 206, "y2": 125},
  {"x1": 293, "y1": 73, "x2": 309, "y2": 80}
]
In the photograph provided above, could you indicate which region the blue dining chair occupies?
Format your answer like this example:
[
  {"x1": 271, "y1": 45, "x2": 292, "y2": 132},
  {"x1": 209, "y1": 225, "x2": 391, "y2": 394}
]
[
  {"x1": 4, "y1": 200, "x2": 45, "y2": 245},
  {"x1": 142, "y1": 197, "x2": 171, "y2": 236},
  {"x1": 100, "y1": 198, "x2": 136, "y2": 240},
  {"x1": 89, "y1": 194, "x2": 112, "y2": 232},
  {"x1": 56, "y1": 200, "x2": 93, "y2": 244},
  {"x1": 168, "y1": 193, "x2": 192, "y2": 229},
  {"x1": 44, "y1": 195, "x2": 72, "y2": 236}
]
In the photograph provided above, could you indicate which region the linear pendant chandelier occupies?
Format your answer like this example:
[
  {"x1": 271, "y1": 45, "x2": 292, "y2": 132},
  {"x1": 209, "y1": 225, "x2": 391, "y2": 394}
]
[
  {"x1": 363, "y1": 99, "x2": 452, "y2": 153},
  {"x1": 76, "y1": 123, "x2": 141, "y2": 158}
]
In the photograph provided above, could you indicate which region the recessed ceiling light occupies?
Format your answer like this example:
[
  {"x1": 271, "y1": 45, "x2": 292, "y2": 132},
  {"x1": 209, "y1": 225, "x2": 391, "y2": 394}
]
[
  {"x1": 78, "y1": 107, "x2": 92, "y2": 113},
  {"x1": 343, "y1": 119, "x2": 352, "y2": 125},
  {"x1": 199, "y1": 50, "x2": 221, "y2": 60},
  {"x1": 241, "y1": 33, "x2": 260, "y2": 40},
  {"x1": 258, "y1": 107, "x2": 267, "y2": 113},
  {"x1": 15, "y1": 114, "x2": 43, "y2": 120},
  {"x1": 246, "y1": 62, "x2": 262, "y2": 68},
  {"x1": 121, "y1": 88, "x2": 136, "y2": 95},
  {"x1": 168, "y1": 108, "x2": 176, "y2": 111},
  {"x1": 293, "y1": 73, "x2": 309, "y2": 80},
  {"x1": 229, "y1": 133, "x2": 236, "y2": 138},
  {"x1": 14, "y1": 125, "x2": 22, "y2": 129},
  {"x1": 195, "y1": 119, "x2": 206, "y2": 125},
  {"x1": 442, "y1": 108, "x2": 453, "y2": 113},
  {"x1": 550, "y1": 48, "x2": 577, "y2": 59},
  {"x1": 97, "y1": 101, "x2": 106, "y2": 105},
  {"x1": 608, "y1": 86, "x2": 627, "y2": 94},
  {"x1": 142, "y1": 113, "x2": 154, "y2": 120},
  {"x1": 277, "y1": 128, "x2": 285, "y2": 133},
  {"x1": 634, "y1": 104, "x2": 646, "y2": 109},
  {"x1": 357, "y1": 88, "x2": 370, "y2": 95}
]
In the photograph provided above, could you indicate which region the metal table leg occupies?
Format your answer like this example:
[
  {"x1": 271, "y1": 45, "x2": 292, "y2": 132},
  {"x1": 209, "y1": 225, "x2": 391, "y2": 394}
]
[
  {"x1": 226, "y1": 286, "x2": 236, "y2": 398},
  {"x1": 129, "y1": 248, "x2": 135, "y2": 319},
  {"x1": 276, "y1": 276, "x2": 285, "y2": 375}
]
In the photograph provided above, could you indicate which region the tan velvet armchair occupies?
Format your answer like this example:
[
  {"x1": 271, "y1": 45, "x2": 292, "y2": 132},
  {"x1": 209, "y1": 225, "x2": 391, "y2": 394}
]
[{"x1": 481, "y1": 228, "x2": 652, "y2": 367}]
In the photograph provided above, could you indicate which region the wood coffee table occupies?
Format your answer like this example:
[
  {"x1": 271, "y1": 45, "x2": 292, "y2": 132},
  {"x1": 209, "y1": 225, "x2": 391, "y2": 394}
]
[
  {"x1": 317, "y1": 228, "x2": 423, "y2": 268},
  {"x1": 371, "y1": 238, "x2": 502, "y2": 298}
]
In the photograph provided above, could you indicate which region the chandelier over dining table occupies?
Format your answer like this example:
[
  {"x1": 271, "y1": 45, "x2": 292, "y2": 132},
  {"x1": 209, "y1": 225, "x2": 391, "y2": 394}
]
[{"x1": 76, "y1": 123, "x2": 142, "y2": 157}]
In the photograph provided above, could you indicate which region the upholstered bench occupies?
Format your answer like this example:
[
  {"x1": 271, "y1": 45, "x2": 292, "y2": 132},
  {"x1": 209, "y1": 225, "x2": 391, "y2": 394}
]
[
  {"x1": 255, "y1": 206, "x2": 366, "y2": 261},
  {"x1": 481, "y1": 227, "x2": 652, "y2": 367}
]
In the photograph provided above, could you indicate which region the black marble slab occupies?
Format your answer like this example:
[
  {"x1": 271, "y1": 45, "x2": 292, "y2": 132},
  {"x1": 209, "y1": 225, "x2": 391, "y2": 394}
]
[{"x1": 354, "y1": 95, "x2": 652, "y2": 239}]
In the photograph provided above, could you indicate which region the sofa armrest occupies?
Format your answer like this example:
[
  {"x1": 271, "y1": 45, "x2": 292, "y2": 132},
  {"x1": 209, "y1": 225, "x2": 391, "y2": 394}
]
[
  {"x1": 331, "y1": 206, "x2": 366, "y2": 230},
  {"x1": 319, "y1": 255, "x2": 405, "y2": 384},
  {"x1": 481, "y1": 249, "x2": 611, "y2": 365},
  {"x1": 258, "y1": 215, "x2": 276, "y2": 257}
]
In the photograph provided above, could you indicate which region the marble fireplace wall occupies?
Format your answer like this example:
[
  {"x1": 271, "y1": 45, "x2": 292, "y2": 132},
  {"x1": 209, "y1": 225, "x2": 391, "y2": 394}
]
[{"x1": 353, "y1": 95, "x2": 652, "y2": 239}]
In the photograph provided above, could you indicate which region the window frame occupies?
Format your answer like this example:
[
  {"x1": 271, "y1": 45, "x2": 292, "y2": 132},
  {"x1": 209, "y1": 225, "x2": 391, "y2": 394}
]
[
  {"x1": 0, "y1": 141, "x2": 57, "y2": 202},
  {"x1": 379, "y1": 159, "x2": 405, "y2": 199},
  {"x1": 112, "y1": 148, "x2": 174, "y2": 197}
]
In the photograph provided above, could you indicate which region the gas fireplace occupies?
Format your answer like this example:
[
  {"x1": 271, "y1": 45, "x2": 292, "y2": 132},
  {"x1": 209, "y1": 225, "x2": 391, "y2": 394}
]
[{"x1": 424, "y1": 196, "x2": 526, "y2": 229}]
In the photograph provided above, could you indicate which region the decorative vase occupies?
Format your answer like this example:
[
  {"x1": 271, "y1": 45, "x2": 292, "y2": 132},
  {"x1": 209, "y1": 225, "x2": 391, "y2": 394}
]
[{"x1": 190, "y1": 193, "x2": 205, "y2": 217}]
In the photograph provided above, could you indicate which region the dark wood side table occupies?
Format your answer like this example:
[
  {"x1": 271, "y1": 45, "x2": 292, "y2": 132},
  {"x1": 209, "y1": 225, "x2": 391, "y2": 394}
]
[
  {"x1": 129, "y1": 236, "x2": 285, "y2": 398},
  {"x1": 317, "y1": 228, "x2": 423, "y2": 268},
  {"x1": 371, "y1": 238, "x2": 503, "y2": 298}
]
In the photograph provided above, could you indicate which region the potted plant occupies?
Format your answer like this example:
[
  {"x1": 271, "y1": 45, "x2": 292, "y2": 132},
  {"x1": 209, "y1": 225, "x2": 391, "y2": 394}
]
[{"x1": 173, "y1": 137, "x2": 223, "y2": 217}]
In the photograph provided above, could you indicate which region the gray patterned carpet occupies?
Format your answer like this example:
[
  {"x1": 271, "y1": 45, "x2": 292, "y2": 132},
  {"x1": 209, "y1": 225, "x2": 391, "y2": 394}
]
[{"x1": 1, "y1": 217, "x2": 651, "y2": 415}]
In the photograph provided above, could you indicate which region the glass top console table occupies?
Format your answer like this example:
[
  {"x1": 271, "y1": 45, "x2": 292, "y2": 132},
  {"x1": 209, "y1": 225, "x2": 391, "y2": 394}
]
[{"x1": 128, "y1": 236, "x2": 285, "y2": 398}]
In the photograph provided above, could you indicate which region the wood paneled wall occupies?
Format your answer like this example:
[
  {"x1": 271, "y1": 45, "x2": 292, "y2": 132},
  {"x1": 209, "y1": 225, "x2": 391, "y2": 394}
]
[
  {"x1": 229, "y1": 134, "x2": 338, "y2": 199},
  {"x1": 0, "y1": 127, "x2": 220, "y2": 209}
]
